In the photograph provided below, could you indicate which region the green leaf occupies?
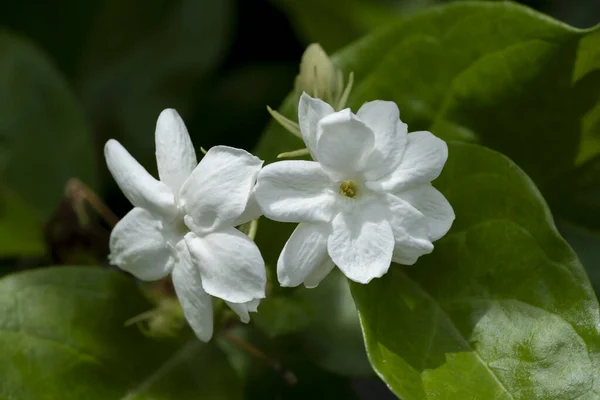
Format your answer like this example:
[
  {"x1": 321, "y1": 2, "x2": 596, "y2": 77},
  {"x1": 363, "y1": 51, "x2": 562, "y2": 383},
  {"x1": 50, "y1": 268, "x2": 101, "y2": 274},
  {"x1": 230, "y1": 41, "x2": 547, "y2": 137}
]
[
  {"x1": 0, "y1": 31, "x2": 97, "y2": 256},
  {"x1": 350, "y1": 142, "x2": 600, "y2": 399},
  {"x1": 0, "y1": 267, "x2": 242, "y2": 400},
  {"x1": 80, "y1": 0, "x2": 234, "y2": 171}
]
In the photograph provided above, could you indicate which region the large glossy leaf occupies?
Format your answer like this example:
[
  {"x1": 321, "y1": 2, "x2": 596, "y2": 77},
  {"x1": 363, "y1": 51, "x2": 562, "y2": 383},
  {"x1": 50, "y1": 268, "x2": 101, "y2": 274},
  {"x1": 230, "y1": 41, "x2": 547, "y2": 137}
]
[
  {"x1": 350, "y1": 142, "x2": 600, "y2": 399},
  {"x1": 0, "y1": 31, "x2": 97, "y2": 256},
  {"x1": 0, "y1": 267, "x2": 242, "y2": 400}
]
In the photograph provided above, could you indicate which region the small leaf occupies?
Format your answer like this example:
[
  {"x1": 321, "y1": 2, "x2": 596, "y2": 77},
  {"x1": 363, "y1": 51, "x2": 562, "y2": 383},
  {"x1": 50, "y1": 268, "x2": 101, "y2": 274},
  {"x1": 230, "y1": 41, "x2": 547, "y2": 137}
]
[
  {"x1": 0, "y1": 267, "x2": 242, "y2": 399},
  {"x1": 350, "y1": 143, "x2": 600, "y2": 400}
]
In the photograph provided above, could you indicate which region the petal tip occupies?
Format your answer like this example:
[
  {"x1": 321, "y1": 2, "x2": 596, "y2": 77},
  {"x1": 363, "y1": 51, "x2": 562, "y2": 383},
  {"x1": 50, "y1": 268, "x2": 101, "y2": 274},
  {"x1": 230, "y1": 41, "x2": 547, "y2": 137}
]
[
  {"x1": 157, "y1": 108, "x2": 181, "y2": 122},
  {"x1": 104, "y1": 138, "x2": 122, "y2": 157}
]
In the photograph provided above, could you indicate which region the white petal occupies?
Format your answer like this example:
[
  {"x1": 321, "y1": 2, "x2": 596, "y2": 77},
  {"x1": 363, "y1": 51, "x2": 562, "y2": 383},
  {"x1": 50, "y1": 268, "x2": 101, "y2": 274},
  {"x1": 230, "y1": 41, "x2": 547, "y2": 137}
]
[
  {"x1": 315, "y1": 109, "x2": 375, "y2": 180},
  {"x1": 185, "y1": 228, "x2": 266, "y2": 303},
  {"x1": 109, "y1": 207, "x2": 174, "y2": 281},
  {"x1": 254, "y1": 160, "x2": 337, "y2": 223},
  {"x1": 155, "y1": 109, "x2": 197, "y2": 193},
  {"x1": 104, "y1": 140, "x2": 176, "y2": 216},
  {"x1": 357, "y1": 101, "x2": 408, "y2": 180},
  {"x1": 367, "y1": 131, "x2": 448, "y2": 192},
  {"x1": 225, "y1": 299, "x2": 260, "y2": 324},
  {"x1": 303, "y1": 258, "x2": 335, "y2": 289},
  {"x1": 328, "y1": 207, "x2": 394, "y2": 284},
  {"x1": 298, "y1": 92, "x2": 335, "y2": 157},
  {"x1": 397, "y1": 184, "x2": 455, "y2": 242},
  {"x1": 233, "y1": 193, "x2": 262, "y2": 227},
  {"x1": 172, "y1": 248, "x2": 214, "y2": 342},
  {"x1": 384, "y1": 194, "x2": 434, "y2": 265},
  {"x1": 180, "y1": 146, "x2": 263, "y2": 233},
  {"x1": 277, "y1": 223, "x2": 331, "y2": 287}
]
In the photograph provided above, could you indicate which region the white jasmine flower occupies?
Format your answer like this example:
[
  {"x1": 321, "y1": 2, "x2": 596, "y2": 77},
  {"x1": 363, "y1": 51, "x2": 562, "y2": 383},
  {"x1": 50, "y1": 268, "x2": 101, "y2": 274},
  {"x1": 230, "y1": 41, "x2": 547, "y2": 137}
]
[
  {"x1": 254, "y1": 93, "x2": 454, "y2": 286},
  {"x1": 105, "y1": 109, "x2": 265, "y2": 341}
]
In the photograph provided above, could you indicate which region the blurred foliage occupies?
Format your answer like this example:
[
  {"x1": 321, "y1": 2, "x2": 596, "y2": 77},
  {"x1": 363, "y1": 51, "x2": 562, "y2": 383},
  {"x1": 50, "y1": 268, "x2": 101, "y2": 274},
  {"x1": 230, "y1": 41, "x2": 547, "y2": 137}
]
[
  {"x1": 0, "y1": 267, "x2": 242, "y2": 399},
  {"x1": 79, "y1": 0, "x2": 235, "y2": 172},
  {"x1": 0, "y1": 32, "x2": 96, "y2": 258}
]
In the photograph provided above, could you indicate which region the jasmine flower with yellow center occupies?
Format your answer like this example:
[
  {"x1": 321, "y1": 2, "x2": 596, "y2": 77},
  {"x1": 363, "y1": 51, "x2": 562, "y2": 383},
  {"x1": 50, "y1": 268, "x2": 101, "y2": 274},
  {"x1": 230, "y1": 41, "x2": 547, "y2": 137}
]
[{"x1": 254, "y1": 93, "x2": 454, "y2": 286}]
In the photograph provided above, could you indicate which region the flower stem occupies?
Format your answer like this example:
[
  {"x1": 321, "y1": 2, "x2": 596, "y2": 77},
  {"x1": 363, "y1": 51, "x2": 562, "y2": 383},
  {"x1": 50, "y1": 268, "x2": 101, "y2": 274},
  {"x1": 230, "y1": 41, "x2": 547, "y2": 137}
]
[
  {"x1": 277, "y1": 148, "x2": 310, "y2": 159},
  {"x1": 65, "y1": 178, "x2": 119, "y2": 228}
]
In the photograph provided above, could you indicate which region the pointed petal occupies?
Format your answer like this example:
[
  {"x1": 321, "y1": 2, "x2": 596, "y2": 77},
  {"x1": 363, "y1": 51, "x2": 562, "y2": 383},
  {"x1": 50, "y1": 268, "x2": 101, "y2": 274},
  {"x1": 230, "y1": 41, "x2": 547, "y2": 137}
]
[
  {"x1": 109, "y1": 207, "x2": 174, "y2": 281},
  {"x1": 357, "y1": 100, "x2": 408, "y2": 180},
  {"x1": 172, "y1": 248, "x2": 214, "y2": 342},
  {"x1": 383, "y1": 193, "x2": 434, "y2": 265},
  {"x1": 185, "y1": 229, "x2": 266, "y2": 303},
  {"x1": 303, "y1": 258, "x2": 335, "y2": 289},
  {"x1": 155, "y1": 109, "x2": 197, "y2": 192},
  {"x1": 104, "y1": 139, "x2": 175, "y2": 215},
  {"x1": 254, "y1": 160, "x2": 337, "y2": 223},
  {"x1": 180, "y1": 146, "x2": 263, "y2": 233},
  {"x1": 328, "y1": 206, "x2": 394, "y2": 284},
  {"x1": 397, "y1": 184, "x2": 454, "y2": 242},
  {"x1": 315, "y1": 109, "x2": 375, "y2": 180},
  {"x1": 298, "y1": 92, "x2": 335, "y2": 157},
  {"x1": 367, "y1": 131, "x2": 448, "y2": 192},
  {"x1": 277, "y1": 223, "x2": 331, "y2": 287},
  {"x1": 225, "y1": 299, "x2": 260, "y2": 323}
]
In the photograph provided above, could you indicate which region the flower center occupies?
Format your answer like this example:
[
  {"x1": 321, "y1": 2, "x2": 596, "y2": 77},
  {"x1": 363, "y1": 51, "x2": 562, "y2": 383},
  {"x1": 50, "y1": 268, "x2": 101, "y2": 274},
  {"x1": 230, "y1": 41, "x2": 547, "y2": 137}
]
[{"x1": 339, "y1": 180, "x2": 358, "y2": 198}]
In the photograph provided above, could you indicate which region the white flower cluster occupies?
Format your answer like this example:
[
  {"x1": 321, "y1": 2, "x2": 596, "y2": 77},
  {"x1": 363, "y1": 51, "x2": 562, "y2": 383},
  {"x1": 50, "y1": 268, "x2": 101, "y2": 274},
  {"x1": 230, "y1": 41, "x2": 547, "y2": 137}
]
[{"x1": 106, "y1": 93, "x2": 453, "y2": 341}]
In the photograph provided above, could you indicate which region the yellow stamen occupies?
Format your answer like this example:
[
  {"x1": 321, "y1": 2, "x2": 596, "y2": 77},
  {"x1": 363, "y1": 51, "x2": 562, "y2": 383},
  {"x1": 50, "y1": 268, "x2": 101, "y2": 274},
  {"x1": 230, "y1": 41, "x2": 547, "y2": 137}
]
[{"x1": 339, "y1": 180, "x2": 358, "y2": 198}]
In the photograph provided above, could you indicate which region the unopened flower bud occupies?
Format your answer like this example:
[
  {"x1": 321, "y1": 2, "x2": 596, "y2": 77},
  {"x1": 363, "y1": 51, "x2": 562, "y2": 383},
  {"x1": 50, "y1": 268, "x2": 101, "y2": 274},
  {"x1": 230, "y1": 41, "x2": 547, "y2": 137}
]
[{"x1": 296, "y1": 43, "x2": 337, "y2": 101}]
